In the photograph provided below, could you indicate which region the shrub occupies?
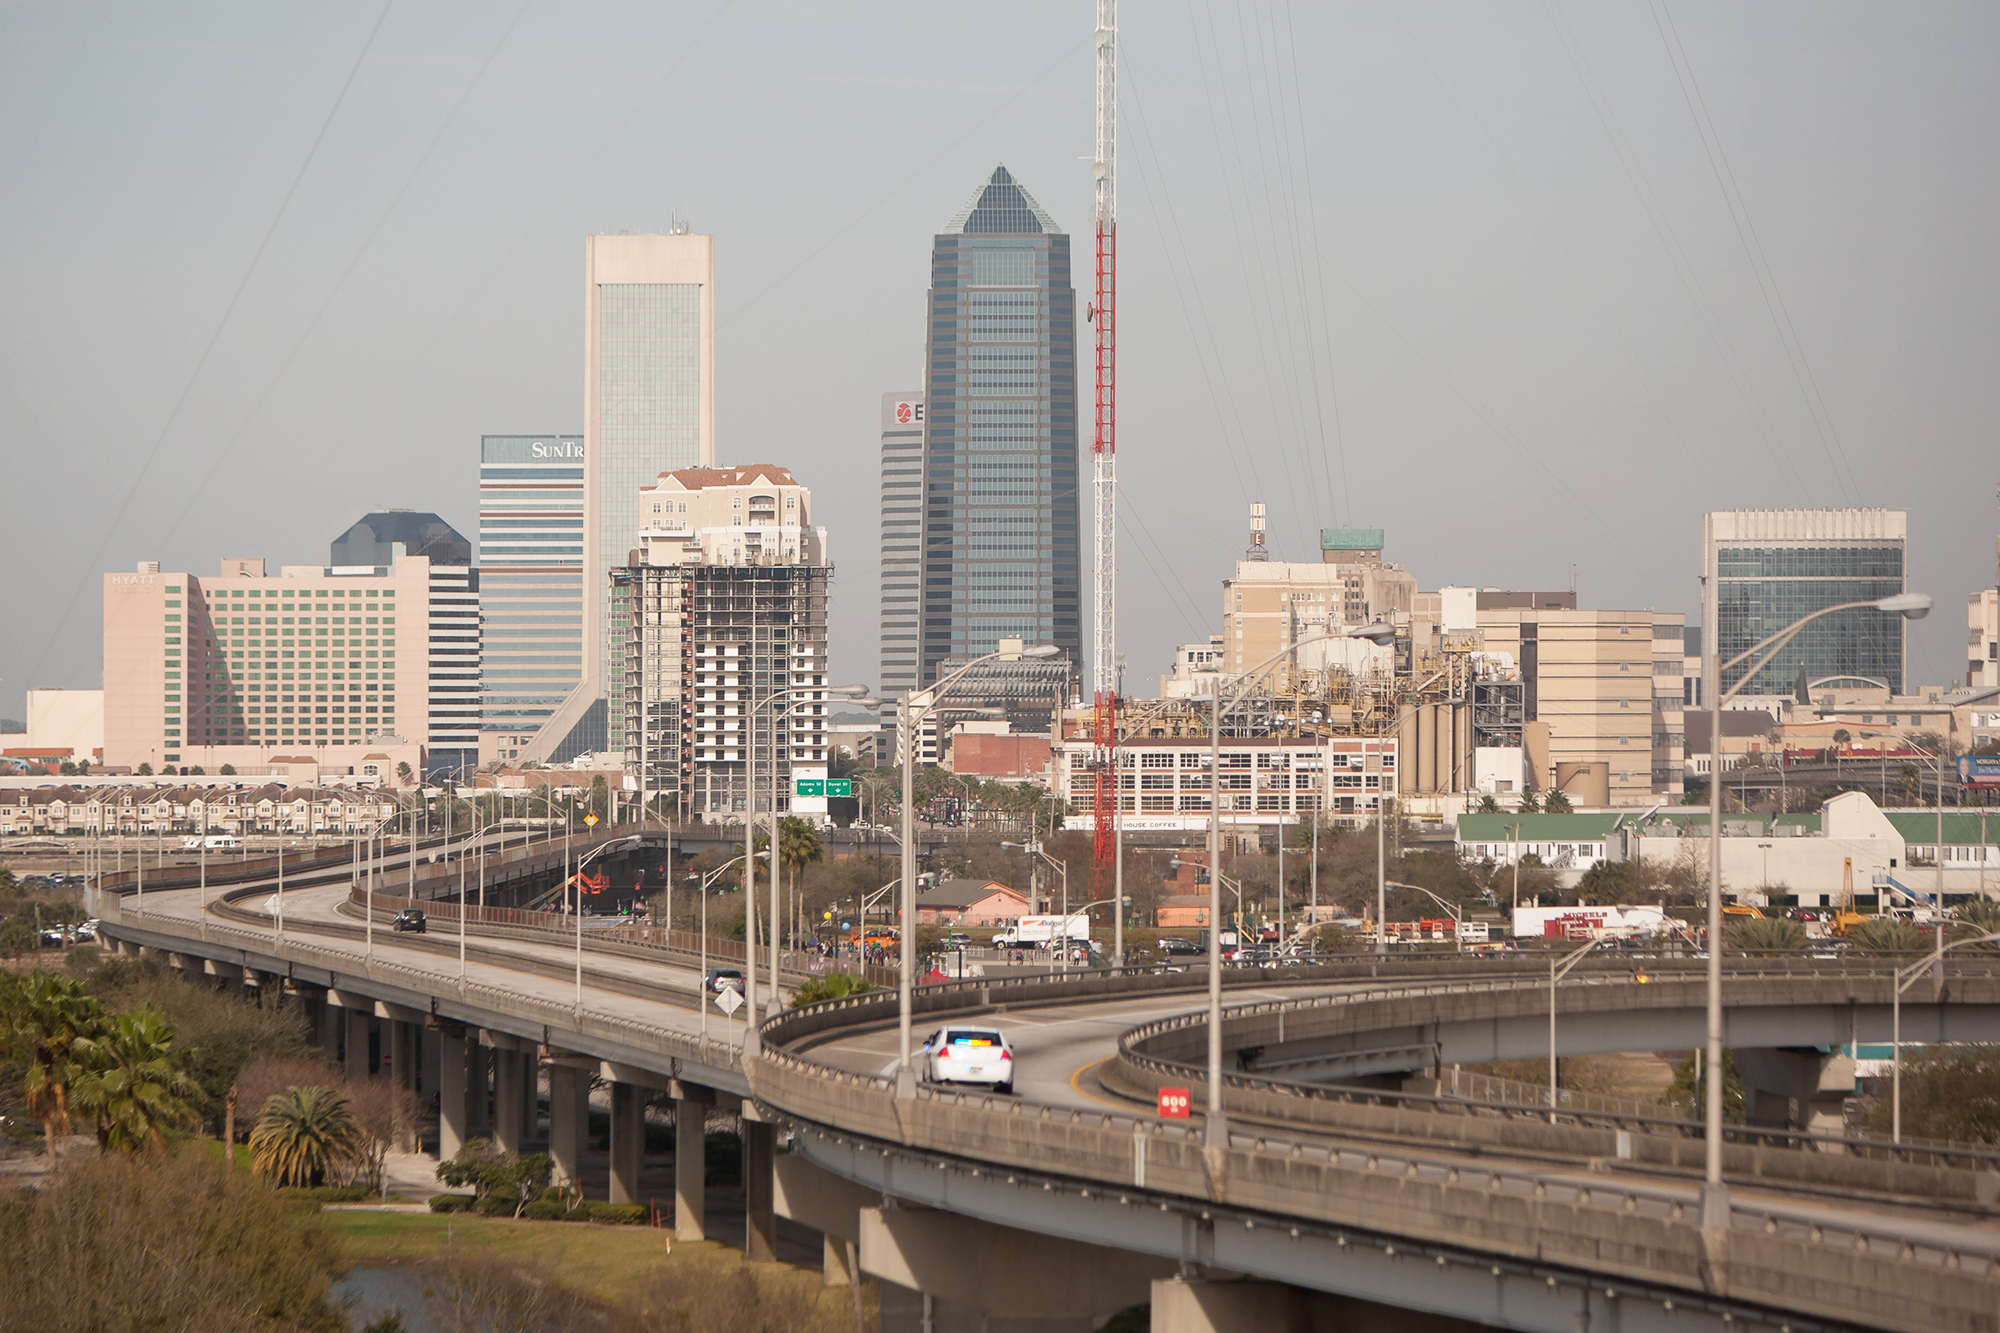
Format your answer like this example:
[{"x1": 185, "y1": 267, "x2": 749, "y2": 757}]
[
  {"x1": 789, "y1": 971, "x2": 875, "y2": 1007},
  {"x1": 520, "y1": 1197, "x2": 570, "y2": 1222},
  {"x1": 1728, "y1": 917, "x2": 1805, "y2": 951},
  {"x1": 1866, "y1": 1047, "x2": 2000, "y2": 1143},
  {"x1": 428, "y1": 1193, "x2": 476, "y2": 1213},
  {"x1": 279, "y1": 1184, "x2": 372, "y2": 1204},
  {"x1": 1848, "y1": 917, "x2": 1930, "y2": 952},
  {"x1": 0, "y1": 1148, "x2": 344, "y2": 1332},
  {"x1": 585, "y1": 1201, "x2": 649, "y2": 1225}
]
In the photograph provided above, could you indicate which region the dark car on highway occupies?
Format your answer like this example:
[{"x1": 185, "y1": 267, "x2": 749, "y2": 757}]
[{"x1": 392, "y1": 908, "x2": 427, "y2": 933}]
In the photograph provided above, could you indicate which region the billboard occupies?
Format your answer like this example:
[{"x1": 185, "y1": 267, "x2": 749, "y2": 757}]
[{"x1": 1959, "y1": 755, "x2": 2000, "y2": 789}]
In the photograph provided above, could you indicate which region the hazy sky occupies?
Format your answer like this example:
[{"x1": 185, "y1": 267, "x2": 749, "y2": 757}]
[{"x1": 4, "y1": 2, "x2": 1996, "y2": 719}]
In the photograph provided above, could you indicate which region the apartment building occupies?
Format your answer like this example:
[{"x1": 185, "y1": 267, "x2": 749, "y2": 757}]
[
  {"x1": 1052, "y1": 733, "x2": 1399, "y2": 829},
  {"x1": 1220, "y1": 529, "x2": 1417, "y2": 681}
]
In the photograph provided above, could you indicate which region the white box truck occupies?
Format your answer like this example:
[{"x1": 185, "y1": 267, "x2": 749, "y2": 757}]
[{"x1": 990, "y1": 915, "x2": 1091, "y2": 949}]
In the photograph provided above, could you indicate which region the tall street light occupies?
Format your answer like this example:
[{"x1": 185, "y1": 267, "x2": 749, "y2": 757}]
[
  {"x1": 896, "y1": 644, "x2": 1060, "y2": 1098},
  {"x1": 743, "y1": 682, "x2": 873, "y2": 1040},
  {"x1": 1697, "y1": 588, "x2": 1930, "y2": 1226},
  {"x1": 1204, "y1": 621, "x2": 1397, "y2": 1148}
]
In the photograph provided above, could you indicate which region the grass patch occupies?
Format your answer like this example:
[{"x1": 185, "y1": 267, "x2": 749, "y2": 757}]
[{"x1": 328, "y1": 1211, "x2": 722, "y2": 1304}]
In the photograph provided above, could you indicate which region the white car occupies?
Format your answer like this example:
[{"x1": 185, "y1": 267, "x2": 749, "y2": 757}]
[{"x1": 922, "y1": 1025, "x2": 1014, "y2": 1095}]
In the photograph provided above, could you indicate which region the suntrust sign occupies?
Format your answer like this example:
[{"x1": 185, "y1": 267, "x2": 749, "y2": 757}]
[{"x1": 481, "y1": 435, "x2": 584, "y2": 465}]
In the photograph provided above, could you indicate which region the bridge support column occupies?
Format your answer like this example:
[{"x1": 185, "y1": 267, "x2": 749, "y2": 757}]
[
  {"x1": 743, "y1": 1114, "x2": 777, "y2": 1262},
  {"x1": 547, "y1": 1063, "x2": 586, "y2": 1188},
  {"x1": 387, "y1": 1020, "x2": 416, "y2": 1095},
  {"x1": 861, "y1": 1205, "x2": 1166, "y2": 1332},
  {"x1": 343, "y1": 1009, "x2": 373, "y2": 1083},
  {"x1": 608, "y1": 1081, "x2": 642, "y2": 1206},
  {"x1": 466, "y1": 1046, "x2": 491, "y2": 1140},
  {"x1": 315, "y1": 995, "x2": 340, "y2": 1059},
  {"x1": 674, "y1": 1090, "x2": 709, "y2": 1242},
  {"x1": 522, "y1": 1054, "x2": 540, "y2": 1142},
  {"x1": 1735, "y1": 1047, "x2": 1855, "y2": 1135},
  {"x1": 493, "y1": 1049, "x2": 525, "y2": 1155},
  {"x1": 420, "y1": 1027, "x2": 440, "y2": 1102},
  {"x1": 438, "y1": 1029, "x2": 470, "y2": 1162}
]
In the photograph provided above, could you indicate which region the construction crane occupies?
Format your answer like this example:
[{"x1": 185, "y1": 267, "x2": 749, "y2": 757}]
[{"x1": 1089, "y1": 0, "x2": 1119, "y2": 909}]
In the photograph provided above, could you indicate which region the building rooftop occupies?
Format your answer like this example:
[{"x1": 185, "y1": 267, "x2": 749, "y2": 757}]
[
  {"x1": 943, "y1": 165, "x2": 1061, "y2": 236},
  {"x1": 330, "y1": 512, "x2": 470, "y2": 567}
]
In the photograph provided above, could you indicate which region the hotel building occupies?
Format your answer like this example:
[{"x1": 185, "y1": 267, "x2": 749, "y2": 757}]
[{"x1": 103, "y1": 557, "x2": 429, "y2": 776}]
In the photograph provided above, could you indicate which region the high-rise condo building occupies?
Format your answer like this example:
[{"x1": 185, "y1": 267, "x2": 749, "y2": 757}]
[
  {"x1": 528, "y1": 231, "x2": 715, "y2": 766},
  {"x1": 610, "y1": 464, "x2": 829, "y2": 819},
  {"x1": 1702, "y1": 510, "x2": 1910, "y2": 696},
  {"x1": 478, "y1": 435, "x2": 585, "y2": 766},
  {"x1": 919, "y1": 166, "x2": 1080, "y2": 691},
  {"x1": 879, "y1": 392, "x2": 923, "y2": 741}
]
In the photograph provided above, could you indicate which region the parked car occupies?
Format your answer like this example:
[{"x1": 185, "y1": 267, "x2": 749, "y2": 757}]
[
  {"x1": 921, "y1": 1025, "x2": 1014, "y2": 1095},
  {"x1": 391, "y1": 908, "x2": 427, "y2": 933}
]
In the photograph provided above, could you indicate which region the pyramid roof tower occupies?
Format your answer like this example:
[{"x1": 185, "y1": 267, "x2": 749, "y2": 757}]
[{"x1": 942, "y1": 164, "x2": 1062, "y2": 235}]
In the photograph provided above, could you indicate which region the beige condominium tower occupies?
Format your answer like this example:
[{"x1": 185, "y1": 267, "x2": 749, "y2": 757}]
[{"x1": 523, "y1": 230, "x2": 715, "y2": 764}]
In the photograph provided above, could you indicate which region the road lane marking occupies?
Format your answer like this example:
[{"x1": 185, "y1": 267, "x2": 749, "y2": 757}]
[{"x1": 1068, "y1": 1055, "x2": 1147, "y2": 1114}]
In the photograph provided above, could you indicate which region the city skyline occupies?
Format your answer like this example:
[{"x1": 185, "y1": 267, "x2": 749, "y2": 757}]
[{"x1": 5, "y1": 5, "x2": 1999, "y2": 718}]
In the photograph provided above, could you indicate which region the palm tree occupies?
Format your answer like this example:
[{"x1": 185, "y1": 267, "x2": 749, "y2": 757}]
[
  {"x1": 0, "y1": 973, "x2": 105, "y2": 1153},
  {"x1": 250, "y1": 1085, "x2": 366, "y2": 1187},
  {"x1": 72, "y1": 1006, "x2": 200, "y2": 1153},
  {"x1": 777, "y1": 816, "x2": 824, "y2": 949}
]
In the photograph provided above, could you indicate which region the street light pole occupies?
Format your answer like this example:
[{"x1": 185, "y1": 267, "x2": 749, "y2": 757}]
[
  {"x1": 1701, "y1": 588, "x2": 1931, "y2": 1225},
  {"x1": 897, "y1": 646, "x2": 1059, "y2": 1098},
  {"x1": 1205, "y1": 623, "x2": 1396, "y2": 1148}
]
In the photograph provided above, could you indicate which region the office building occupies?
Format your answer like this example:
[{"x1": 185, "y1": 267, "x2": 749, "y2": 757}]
[
  {"x1": 1474, "y1": 607, "x2": 1687, "y2": 806},
  {"x1": 918, "y1": 166, "x2": 1080, "y2": 692},
  {"x1": 532, "y1": 231, "x2": 716, "y2": 767},
  {"x1": 477, "y1": 435, "x2": 586, "y2": 766},
  {"x1": 330, "y1": 511, "x2": 471, "y2": 567},
  {"x1": 1974, "y1": 590, "x2": 1999, "y2": 689},
  {"x1": 330, "y1": 512, "x2": 478, "y2": 780},
  {"x1": 1052, "y1": 733, "x2": 1400, "y2": 829},
  {"x1": 1702, "y1": 509, "x2": 1910, "y2": 696},
  {"x1": 611, "y1": 464, "x2": 829, "y2": 819},
  {"x1": 879, "y1": 391, "x2": 923, "y2": 742},
  {"x1": 102, "y1": 557, "x2": 429, "y2": 776}
]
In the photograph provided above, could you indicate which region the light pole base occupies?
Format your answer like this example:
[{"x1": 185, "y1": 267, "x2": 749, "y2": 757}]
[
  {"x1": 742, "y1": 1026, "x2": 761, "y2": 1057},
  {"x1": 894, "y1": 1064, "x2": 916, "y2": 1102},
  {"x1": 1699, "y1": 1180, "x2": 1731, "y2": 1230},
  {"x1": 1202, "y1": 1112, "x2": 1229, "y2": 1150}
]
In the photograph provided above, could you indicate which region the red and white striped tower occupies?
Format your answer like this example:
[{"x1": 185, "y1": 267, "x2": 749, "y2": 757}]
[{"x1": 1089, "y1": 0, "x2": 1119, "y2": 940}]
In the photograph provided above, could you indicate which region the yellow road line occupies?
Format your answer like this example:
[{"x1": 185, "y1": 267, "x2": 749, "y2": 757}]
[{"x1": 1069, "y1": 1055, "x2": 1150, "y2": 1115}]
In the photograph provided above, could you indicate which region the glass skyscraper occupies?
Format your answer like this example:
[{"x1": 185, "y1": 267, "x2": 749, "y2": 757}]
[
  {"x1": 479, "y1": 436, "x2": 584, "y2": 758},
  {"x1": 919, "y1": 166, "x2": 1080, "y2": 688},
  {"x1": 1702, "y1": 509, "x2": 1909, "y2": 696},
  {"x1": 524, "y1": 231, "x2": 713, "y2": 766},
  {"x1": 879, "y1": 391, "x2": 923, "y2": 738}
]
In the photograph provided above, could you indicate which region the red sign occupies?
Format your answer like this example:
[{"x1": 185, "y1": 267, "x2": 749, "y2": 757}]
[{"x1": 1157, "y1": 1087, "x2": 1191, "y2": 1119}]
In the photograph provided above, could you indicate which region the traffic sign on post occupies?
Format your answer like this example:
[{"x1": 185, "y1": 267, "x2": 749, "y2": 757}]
[
  {"x1": 825, "y1": 779, "x2": 852, "y2": 797},
  {"x1": 795, "y1": 779, "x2": 825, "y2": 797},
  {"x1": 1158, "y1": 1087, "x2": 1191, "y2": 1119},
  {"x1": 585, "y1": 813, "x2": 598, "y2": 827}
]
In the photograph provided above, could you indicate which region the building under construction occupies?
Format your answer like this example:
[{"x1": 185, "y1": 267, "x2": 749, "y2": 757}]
[{"x1": 610, "y1": 464, "x2": 832, "y2": 820}]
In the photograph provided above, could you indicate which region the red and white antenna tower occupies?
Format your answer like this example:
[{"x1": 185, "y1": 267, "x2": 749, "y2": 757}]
[{"x1": 1089, "y1": 0, "x2": 1119, "y2": 909}]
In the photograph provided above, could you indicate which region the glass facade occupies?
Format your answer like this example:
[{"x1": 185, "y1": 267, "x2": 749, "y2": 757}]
[
  {"x1": 479, "y1": 435, "x2": 585, "y2": 743},
  {"x1": 880, "y1": 392, "x2": 923, "y2": 732},
  {"x1": 597, "y1": 283, "x2": 704, "y2": 753},
  {"x1": 1716, "y1": 543, "x2": 1907, "y2": 694},
  {"x1": 920, "y1": 166, "x2": 1080, "y2": 688}
]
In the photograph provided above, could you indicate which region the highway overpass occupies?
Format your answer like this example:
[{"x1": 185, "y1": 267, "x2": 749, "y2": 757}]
[{"x1": 88, "y1": 848, "x2": 2000, "y2": 1333}]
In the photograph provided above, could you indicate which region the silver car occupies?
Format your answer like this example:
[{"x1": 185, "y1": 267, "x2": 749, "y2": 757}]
[{"x1": 922, "y1": 1025, "x2": 1014, "y2": 1095}]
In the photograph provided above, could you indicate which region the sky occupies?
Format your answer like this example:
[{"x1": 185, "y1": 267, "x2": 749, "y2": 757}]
[{"x1": 3, "y1": 1, "x2": 1997, "y2": 720}]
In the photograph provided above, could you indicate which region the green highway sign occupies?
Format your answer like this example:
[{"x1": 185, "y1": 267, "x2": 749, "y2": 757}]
[
  {"x1": 795, "y1": 779, "x2": 824, "y2": 796},
  {"x1": 825, "y1": 779, "x2": 852, "y2": 797},
  {"x1": 795, "y1": 778, "x2": 852, "y2": 797}
]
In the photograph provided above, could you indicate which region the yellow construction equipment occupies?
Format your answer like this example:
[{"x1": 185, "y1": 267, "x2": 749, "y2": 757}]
[
  {"x1": 1830, "y1": 858, "x2": 1867, "y2": 937},
  {"x1": 1721, "y1": 902, "x2": 1761, "y2": 919}
]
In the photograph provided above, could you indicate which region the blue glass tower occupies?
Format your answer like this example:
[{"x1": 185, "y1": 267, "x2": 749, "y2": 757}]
[{"x1": 920, "y1": 166, "x2": 1081, "y2": 688}]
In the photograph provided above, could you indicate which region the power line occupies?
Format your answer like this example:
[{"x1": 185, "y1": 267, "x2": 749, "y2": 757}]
[
  {"x1": 158, "y1": 0, "x2": 536, "y2": 550},
  {"x1": 20, "y1": 0, "x2": 395, "y2": 697}
]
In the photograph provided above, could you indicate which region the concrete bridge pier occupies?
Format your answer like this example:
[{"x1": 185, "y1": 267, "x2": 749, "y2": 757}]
[
  {"x1": 466, "y1": 1046, "x2": 491, "y2": 1141},
  {"x1": 343, "y1": 1009, "x2": 373, "y2": 1083},
  {"x1": 741, "y1": 1108, "x2": 777, "y2": 1262},
  {"x1": 671, "y1": 1081, "x2": 712, "y2": 1242},
  {"x1": 437, "y1": 1027, "x2": 472, "y2": 1160},
  {"x1": 1734, "y1": 1046, "x2": 1856, "y2": 1135},
  {"x1": 546, "y1": 1061, "x2": 587, "y2": 1188},
  {"x1": 608, "y1": 1081, "x2": 643, "y2": 1206},
  {"x1": 856, "y1": 1201, "x2": 1171, "y2": 1332}
]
